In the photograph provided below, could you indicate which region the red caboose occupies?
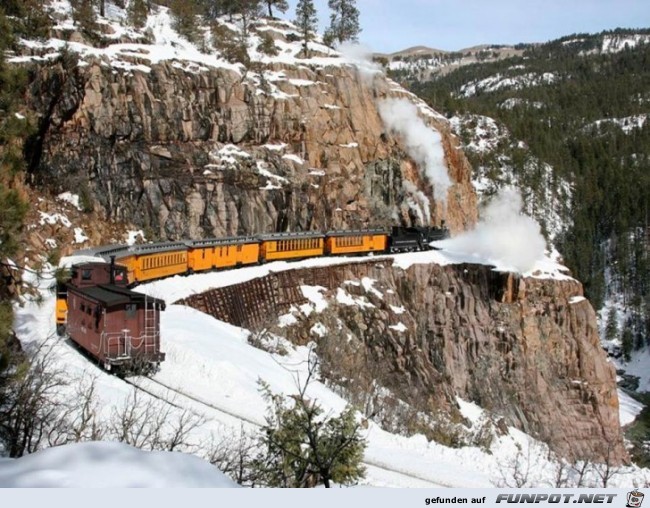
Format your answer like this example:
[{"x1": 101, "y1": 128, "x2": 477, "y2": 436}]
[{"x1": 64, "y1": 260, "x2": 166, "y2": 371}]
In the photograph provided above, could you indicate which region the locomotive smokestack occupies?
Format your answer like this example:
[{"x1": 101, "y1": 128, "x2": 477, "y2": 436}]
[{"x1": 110, "y1": 255, "x2": 116, "y2": 285}]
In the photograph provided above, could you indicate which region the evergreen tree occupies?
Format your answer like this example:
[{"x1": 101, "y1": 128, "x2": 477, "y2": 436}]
[
  {"x1": 604, "y1": 307, "x2": 618, "y2": 342},
  {"x1": 0, "y1": 8, "x2": 29, "y2": 428},
  {"x1": 255, "y1": 375, "x2": 366, "y2": 488},
  {"x1": 294, "y1": 0, "x2": 317, "y2": 57},
  {"x1": 3, "y1": 0, "x2": 51, "y2": 39},
  {"x1": 169, "y1": 0, "x2": 200, "y2": 42},
  {"x1": 71, "y1": 0, "x2": 98, "y2": 36},
  {"x1": 201, "y1": 0, "x2": 229, "y2": 19},
  {"x1": 325, "y1": 0, "x2": 360, "y2": 46},
  {"x1": 127, "y1": 0, "x2": 149, "y2": 29},
  {"x1": 264, "y1": 0, "x2": 288, "y2": 18},
  {"x1": 621, "y1": 328, "x2": 633, "y2": 362}
]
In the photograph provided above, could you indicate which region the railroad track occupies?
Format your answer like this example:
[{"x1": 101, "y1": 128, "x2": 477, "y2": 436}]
[{"x1": 125, "y1": 375, "x2": 456, "y2": 488}]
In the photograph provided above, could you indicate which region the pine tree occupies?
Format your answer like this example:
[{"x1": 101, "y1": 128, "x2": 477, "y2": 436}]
[
  {"x1": 295, "y1": 0, "x2": 317, "y2": 57},
  {"x1": 71, "y1": 0, "x2": 98, "y2": 36},
  {"x1": 605, "y1": 307, "x2": 618, "y2": 342},
  {"x1": 0, "y1": 8, "x2": 29, "y2": 423},
  {"x1": 264, "y1": 0, "x2": 288, "y2": 18},
  {"x1": 621, "y1": 328, "x2": 633, "y2": 362},
  {"x1": 254, "y1": 366, "x2": 366, "y2": 488},
  {"x1": 3, "y1": 0, "x2": 51, "y2": 38},
  {"x1": 169, "y1": 0, "x2": 200, "y2": 42},
  {"x1": 127, "y1": 0, "x2": 149, "y2": 29},
  {"x1": 325, "y1": 0, "x2": 360, "y2": 46},
  {"x1": 201, "y1": 0, "x2": 229, "y2": 19}
]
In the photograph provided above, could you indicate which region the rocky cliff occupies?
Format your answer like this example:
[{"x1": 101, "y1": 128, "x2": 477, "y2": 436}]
[
  {"x1": 181, "y1": 259, "x2": 625, "y2": 462},
  {"x1": 21, "y1": 33, "x2": 476, "y2": 244}
]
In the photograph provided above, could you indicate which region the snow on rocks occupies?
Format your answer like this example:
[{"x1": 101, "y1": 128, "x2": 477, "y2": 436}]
[
  {"x1": 126, "y1": 229, "x2": 146, "y2": 245},
  {"x1": 459, "y1": 72, "x2": 557, "y2": 98},
  {"x1": 38, "y1": 211, "x2": 72, "y2": 228},
  {"x1": 583, "y1": 114, "x2": 648, "y2": 134},
  {"x1": 73, "y1": 227, "x2": 89, "y2": 244},
  {"x1": 56, "y1": 192, "x2": 82, "y2": 211}
]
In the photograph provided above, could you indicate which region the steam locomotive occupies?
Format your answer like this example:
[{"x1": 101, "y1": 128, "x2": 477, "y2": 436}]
[{"x1": 57, "y1": 225, "x2": 449, "y2": 371}]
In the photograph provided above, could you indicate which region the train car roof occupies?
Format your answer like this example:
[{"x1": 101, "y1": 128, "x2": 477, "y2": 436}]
[
  {"x1": 129, "y1": 242, "x2": 188, "y2": 255},
  {"x1": 325, "y1": 229, "x2": 388, "y2": 237},
  {"x1": 70, "y1": 284, "x2": 166, "y2": 308},
  {"x1": 72, "y1": 244, "x2": 129, "y2": 260},
  {"x1": 71, "y1": 262, "x2": 127, "y2": 269},
  {"x1": 186, "y1": 236, "x2": 260, "y2": 248},
  {"x1": 81, "y1": 242, "x2": 189, "y2": 260},
  {"x1": 257, "y1": 231, "x2": 325, "y2": 240}
]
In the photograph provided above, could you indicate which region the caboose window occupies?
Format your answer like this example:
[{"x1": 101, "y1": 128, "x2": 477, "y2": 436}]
[
  {"x1": 82, "y1": 269, "x2": 92, "y2": 280},
  {"x1": 125, "y1": 304, "x2": 137, "y2": 318}
]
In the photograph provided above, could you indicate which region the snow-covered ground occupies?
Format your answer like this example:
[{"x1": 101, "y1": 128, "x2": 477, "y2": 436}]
[
  {"x1": 12, "y1": 245, "x2": 650, "y2": 487},
  {"x1": 458, "y1": 72, "x2": 557, "y2": 98},
  {"x1": 0, "y1": 441, "x2": 237, "y2": 487},
  {"x1": 11, "y1": 0, "x2": 350, "y2": 77}
]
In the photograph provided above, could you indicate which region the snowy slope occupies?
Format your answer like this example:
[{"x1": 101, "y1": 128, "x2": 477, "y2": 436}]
[
  {"x1": 11, "y1": 1, "x2": 353, "y2": 76},
  {"x1": 0, "y1": 441, "x2": 237, "y2": 487},
  {"x1": 13, "y1": 245, "x2": 650, "y2": 487}
]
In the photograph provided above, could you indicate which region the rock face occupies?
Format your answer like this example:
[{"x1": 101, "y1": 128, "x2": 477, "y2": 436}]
[
  {"x1": 182, "y1": 259, "x2": 625, "y2": 462},
  {"x1": 25, "y1": 57, "x2": 476, "y2": 240}
]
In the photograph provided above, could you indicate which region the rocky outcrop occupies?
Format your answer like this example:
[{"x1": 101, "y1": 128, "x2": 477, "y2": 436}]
[
  {"x1": 24, "y1": 56, "x2": 476, "y2": 241},
  {"x1": 181, "y1": 259, "x2": 625, "y2": 462}
]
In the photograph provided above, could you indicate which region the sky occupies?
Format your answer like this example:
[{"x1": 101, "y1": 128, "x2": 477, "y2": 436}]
[{"x1": 284, "y1": 0, "x2": 650, "y2": 53}]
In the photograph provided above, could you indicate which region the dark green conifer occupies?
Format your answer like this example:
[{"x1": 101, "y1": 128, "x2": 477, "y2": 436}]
[{"x1": 295, "y1": 0, "x2": 317, "y2": 57}]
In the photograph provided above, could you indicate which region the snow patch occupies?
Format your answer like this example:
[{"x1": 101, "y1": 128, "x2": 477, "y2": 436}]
[
  {"x1": 0, "y1": 441, "x2": 238, "y2": 488},
  {"x1": 57, "y1": 191, "x2": 82, "y2": 210}
]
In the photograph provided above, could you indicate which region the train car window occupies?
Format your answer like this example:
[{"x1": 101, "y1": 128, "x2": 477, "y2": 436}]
[
  {"x1": 202, "y1": 250, "x2": 206, "y2": 259},
  {"x1": 80, "y1": 303, "x2": 86, "y2": 313},
  {"x1": 82, "y1": 269, "x2": 92, "y2": 280},
  {"x1": 125, "y1": 303, "x2": 137, "y2": 318},
  {"x1": 86, "y1": 305, "x2": 92, "y2": 316}
]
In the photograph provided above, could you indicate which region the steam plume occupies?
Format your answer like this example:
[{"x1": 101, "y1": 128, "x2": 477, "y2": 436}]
[
  {"x1": 437, "y1": 188, "x2": 547, "y2": 273},
  {"x1": 378, "y1": 98, "x2": 451, "y2": 204}
]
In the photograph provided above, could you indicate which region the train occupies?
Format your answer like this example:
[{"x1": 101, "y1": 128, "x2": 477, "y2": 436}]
[{"x1": 56, "y1": 225, "x2": 449, "y2": 372}]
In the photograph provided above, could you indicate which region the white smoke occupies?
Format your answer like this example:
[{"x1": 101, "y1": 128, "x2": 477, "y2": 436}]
[
  {"x1": 402, "y1": 180, "x2": 431, "y2": 225},
  {"x1": 437, "y1": 188, "x2": 547, "y2": 273},
  {"x1": 378, "y1": 98, "x2": 451, "y2": 204},
  {"x1": 337, "y1": 42, "x2": 383, "y2": 85}
]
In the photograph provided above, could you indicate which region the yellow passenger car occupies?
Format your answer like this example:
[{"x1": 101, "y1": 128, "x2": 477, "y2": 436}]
[
  {"x1": 259, "y1": 232, "x2": 325, "y2": 262},
  {"x1": 187, "y1": 237, "x2": 260, "y2": 272},
  {"x1": 325, "y1": 230, "x2": 388, "y2": 256},
  {"x1": 130, "y1": 242, "x2": 189, "y2": 283}
]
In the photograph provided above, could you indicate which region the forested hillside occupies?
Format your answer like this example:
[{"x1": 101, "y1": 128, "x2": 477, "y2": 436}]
[{"x1": 409, "y1": 29, "x2": 650, "y2": 355}]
